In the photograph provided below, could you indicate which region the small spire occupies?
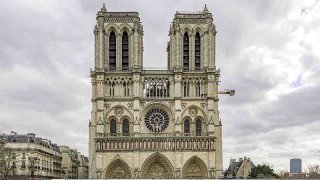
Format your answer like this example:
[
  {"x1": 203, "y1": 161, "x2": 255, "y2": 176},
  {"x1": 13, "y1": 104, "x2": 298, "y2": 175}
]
[
  {"x1": 203, "y1": 4, "x2": 209, "y2": 13},
  {"x1": 101, "y1": 3, "x2": 107, "y2": 12}
]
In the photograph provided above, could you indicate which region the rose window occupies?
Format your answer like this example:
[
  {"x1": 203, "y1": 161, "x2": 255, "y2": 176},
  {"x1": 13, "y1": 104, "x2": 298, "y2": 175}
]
[{"x1": 144, "y1": 108, "x2": 169, "y2": 133}]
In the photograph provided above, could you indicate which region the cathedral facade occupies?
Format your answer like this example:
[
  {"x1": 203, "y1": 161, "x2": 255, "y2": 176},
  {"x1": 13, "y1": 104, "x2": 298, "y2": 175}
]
[{"x1": 89, "y1": 4, "x2": 224, "y2": 179}]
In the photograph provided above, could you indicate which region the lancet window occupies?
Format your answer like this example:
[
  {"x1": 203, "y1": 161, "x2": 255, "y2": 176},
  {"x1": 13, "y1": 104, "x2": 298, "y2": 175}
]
[
  {"x1": 143, "y1": 77, "x2": 170, "y2": 98},
  {"x1": 109, "y1": 82, "x2": 115, "y2": 96},
  {"x1": 196, "y1": 119, "x2": 202, "y2": 136},
  {"x1": 109, "y1": 31, "x2": 117, "y2": 70},
  {"x1": 122, "y1": 119, "x2": 129, "y2": 136},
  {"x1": 183, "y1": 82, "x2": 190, "y2": 97},
  {"x1": 110, "y1": 119, "x2": 117, "y2": 136},
  {"x1": 183, "y1": 32, "x2": 189, "y2": 70},
  {"x1": 123, "y1": 82, "x2": 130, "y2": 96},
  {"x1": 195, "y1": 32, "x2": 201, "y2": 70},
  {"x1": 182, "y1": 77, "x2": 206, "y2": 98},
  {"x1": 122, "y1": 31, "x2": 129, "y2": 70},
  {"x1": 184, "y1": 119, "x2": 190, "y2": 135},
  {"x1": 195, "y1": 82, "x2": 201, "y2": 97}
]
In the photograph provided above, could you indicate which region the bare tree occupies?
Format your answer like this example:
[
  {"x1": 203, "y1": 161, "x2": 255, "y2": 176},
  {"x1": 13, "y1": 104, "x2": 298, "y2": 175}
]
[
  {"x1": 307, "y1": 164, "x2": 320, "y2": 179},
  {"x1": 0, "y1": 143, "x2": 16, "y2": 180}
]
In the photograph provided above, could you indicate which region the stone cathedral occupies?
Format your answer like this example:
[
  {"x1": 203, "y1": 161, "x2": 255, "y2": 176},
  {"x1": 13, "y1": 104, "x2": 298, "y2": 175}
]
[{"x1": 89, "y1": 4, "x2": 232, "y2": 179}]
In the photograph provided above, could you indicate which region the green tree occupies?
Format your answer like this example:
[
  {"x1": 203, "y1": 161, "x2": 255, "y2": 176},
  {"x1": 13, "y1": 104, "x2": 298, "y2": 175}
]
[
  {"x1": 0, "y1": 143, "x2": 16, "y2": 180},
  {"x1": 249, "y1": 164, "x2": 279, "y2": 179}
]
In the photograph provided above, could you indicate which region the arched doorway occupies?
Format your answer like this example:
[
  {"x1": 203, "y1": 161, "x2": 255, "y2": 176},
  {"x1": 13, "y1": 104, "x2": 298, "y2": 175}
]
[
  {"x1": 140, "y1": 152, "x2": 174, "y2": 179},
  {"x1": 105, "y1": 158, "x2": 132, "y2": 179},
  {"x1": 182, "y1": 156, "x2": 208, "y2": 178}
]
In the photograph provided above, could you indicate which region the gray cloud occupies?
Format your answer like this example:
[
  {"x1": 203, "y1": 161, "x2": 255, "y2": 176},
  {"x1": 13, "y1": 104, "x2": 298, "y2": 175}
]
[{"x1": 0, "y1": 0, "x2": 319, "y2": 173}]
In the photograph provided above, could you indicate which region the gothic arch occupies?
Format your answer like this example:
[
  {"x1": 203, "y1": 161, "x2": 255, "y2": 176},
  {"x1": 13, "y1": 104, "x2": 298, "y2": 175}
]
[
  {"x1": 104, "y1": 158, "x2": 132, "y2": 179},
  {"x1": 105, "y1": 105, "x2": 134, "y2": 121},
  {"x1": 182, "y1": 156, "x2": 208, "y2": 178},
  {"x1": 104, "y1": 23, "x2": 119, "y2": 35},
  {"x1": 140, "y1": 152, "x2": 174, "y2": 179},
  {"x1": 181, "y1": 105, "x2": 207, "y2": 122},
  {"x1": 192, "y1": 25, "x2": 205, "y2": 36},
  {"x1": 119, "y1": 23, "x2": 133, "y2": 35},
  {"x1": 140, "y1": 103, "x2": 174, "y2": 121},
  {"x1": 180, "y1": 25, "x2": 193, "y2": 36}
]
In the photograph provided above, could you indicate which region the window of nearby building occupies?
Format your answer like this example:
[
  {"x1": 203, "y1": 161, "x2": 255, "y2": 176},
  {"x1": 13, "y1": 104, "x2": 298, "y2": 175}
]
[
  {"x1": 196, "y1": 119, "x2": 202, "y2": 136},
  {"x1": 122, "y1": 31, "x2": 129, "y2": 70},
  {"x1": 109, "y1": 31, "x2": 116, "y2": 70},
  {"x1": 110, "y1": 119, "x2": 117, "y2": 136},
  {"x1": 184, "y1": 119, "x2": 190, "y2": 135},
  {"x1": 195, "y1": 32, "x2": 201, "y2": 70},
  {"x1": 122, "y1": 119, "x2": 129, "y2": 136},
  {"x1": 183, "y1": 32, "x2": 189, "y2": 70}
]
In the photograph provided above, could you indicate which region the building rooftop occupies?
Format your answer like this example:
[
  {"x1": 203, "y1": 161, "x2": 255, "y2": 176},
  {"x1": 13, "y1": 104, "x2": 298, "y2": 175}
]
[{"x1": 0, "y1": 133, "x2": 60, "y2": 152}]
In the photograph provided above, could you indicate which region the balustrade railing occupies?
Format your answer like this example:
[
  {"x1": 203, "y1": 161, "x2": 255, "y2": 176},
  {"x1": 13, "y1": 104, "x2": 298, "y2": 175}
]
[
  {"x1": 96, "y1": 132, "x2": 212, "y2": 138},
  {"x1": 95, "y1": 136, "x2": 215, "y2": 152},
  {"x1": 95, "y1": 132, "x2": 215, "y2": 152}
]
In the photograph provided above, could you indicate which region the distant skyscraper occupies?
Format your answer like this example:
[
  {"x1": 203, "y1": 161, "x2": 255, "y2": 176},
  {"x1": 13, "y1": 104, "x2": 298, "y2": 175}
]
[{"x1": 290, "y1": 158, "x2": 302, "y2": 174}]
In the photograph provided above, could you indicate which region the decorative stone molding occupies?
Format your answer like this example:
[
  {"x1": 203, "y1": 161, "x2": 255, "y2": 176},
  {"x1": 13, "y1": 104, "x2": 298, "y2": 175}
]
[
  {"x1": 104, "y1": 103, "x2": 111, "y2": 110},
  {"x1": 188, "y1": 107, "x2": 198, "y2": 117},
  {"x1": 127, "y1": 103, "x2": 133, "y2": 110},
  {"x1": 169, "y1": 101, "x2": 174, "y2": 109},
  {"x1": 114, "y1": 107, "x2": 124, "y2": 117},
  {"x1": 181, "y1": 103, "x2": 187, "y2": 109},
  {"x1": 200, "y1": 103, "x2": 206, "y2": 109}
]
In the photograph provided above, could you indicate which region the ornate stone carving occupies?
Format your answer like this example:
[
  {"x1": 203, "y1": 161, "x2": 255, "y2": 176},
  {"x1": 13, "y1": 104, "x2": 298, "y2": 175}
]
[
  {"x1": 188, "y1": 107, "x2": 198, "y2": 117},
  {"x1": 181, "y1": 103, "x2": 187, "y2": 109},
  {"x1": 144, "y1": 108, "x2": 169, "y2": 133},
  {"x1": 200, "y1": 103, "x2": 206, "y2": 109},
  {"x1": 127, "y1": 103, "x2": 133, "y2": 109},
  {"x1": 140, "y1": 153, "x2": 174, "y2": 179},
  {"x1": 114, "y1": 107, "x2": 124, "y2": 117},
  {"x1": 104, "y1": 103, "x2": 111, "y2": 110},
  {"x1": 140, "y1": 102, "x2": 145, "y2": 108},
  {"x1": 105, "y1": 159, "x2": 132, "y2": 179},
  {"x1": 169, "y1": 101, "x2": 174, "y2": 109}
]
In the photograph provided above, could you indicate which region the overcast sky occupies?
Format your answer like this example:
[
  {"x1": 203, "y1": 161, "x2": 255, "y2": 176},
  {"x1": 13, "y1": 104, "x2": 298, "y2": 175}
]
[{"x1": 0, "y1": 0, "x2": 319, "y2": 172}]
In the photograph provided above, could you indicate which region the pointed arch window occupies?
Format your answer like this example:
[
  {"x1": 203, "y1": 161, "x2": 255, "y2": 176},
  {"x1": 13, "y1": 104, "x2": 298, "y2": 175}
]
[
  {"x1": 196, "y1": 119, "x2": 202, "y2": 136},
  {"x1": 109, "y1": 82, "x2": 115, "y2": 96},
  {"x1": 122, "y1": 119, "x2": 129, "y2": 136},
  {"x1": 183, "y1": 82, "x2": 190, "y2": 97},
  {"x1": 122, "y1": 31, "x2": 129, "y2": 70},
  {"x1": 195, "y1": 32, "x2": 201, "y2": 70},
  {"x1": 195, "y1": 82, "x2": 201, "y2": 97},
  {"x1": 109, "y1": 31, "x2": 116, "y2": 70},
  {"x1": 184, "y1": 119, "x2": 190, "y2": 135},
  {"x1": 123, "y1": 82, "x2": 129, "y2": 97},
  {"x1": 183, "y1": 32, "x2": 189, "y2": 70},
  {"x1": 110, "y1": 119, "x2": 117, "y2": 136}
]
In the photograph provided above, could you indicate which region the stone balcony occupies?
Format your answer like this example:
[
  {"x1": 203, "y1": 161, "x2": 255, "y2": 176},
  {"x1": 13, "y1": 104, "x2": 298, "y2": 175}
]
[{"x1": 95, "y1": 133, "x2": 215, "y2": 152}]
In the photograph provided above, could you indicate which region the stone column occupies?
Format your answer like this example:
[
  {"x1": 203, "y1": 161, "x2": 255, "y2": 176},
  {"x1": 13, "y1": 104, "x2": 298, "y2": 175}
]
[{"x1": 190, "y1": 34, "x2": 194, "y2": 70}]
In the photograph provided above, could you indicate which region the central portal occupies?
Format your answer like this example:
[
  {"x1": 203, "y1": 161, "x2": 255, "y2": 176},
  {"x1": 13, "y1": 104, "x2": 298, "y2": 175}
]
[{"x1": 140, "y1": 153, "x2": 174, "y2": 179}]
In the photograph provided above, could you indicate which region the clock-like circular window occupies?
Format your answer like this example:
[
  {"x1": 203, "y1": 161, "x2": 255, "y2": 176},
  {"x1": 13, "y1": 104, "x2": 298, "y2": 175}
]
[{"x1": 144, "y1": 108, "x2": 169, "y2": 133}]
